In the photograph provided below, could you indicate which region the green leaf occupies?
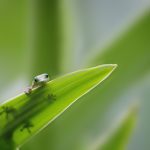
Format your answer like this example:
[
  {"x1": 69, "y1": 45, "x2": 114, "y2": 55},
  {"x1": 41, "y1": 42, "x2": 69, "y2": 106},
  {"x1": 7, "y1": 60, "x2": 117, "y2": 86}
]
[
  {"x1": 95, "y1": 106, "x2": 137, "y2": 150},
  {"x1": 0, "y1": 64, "x2": 117, "y2": 149}
]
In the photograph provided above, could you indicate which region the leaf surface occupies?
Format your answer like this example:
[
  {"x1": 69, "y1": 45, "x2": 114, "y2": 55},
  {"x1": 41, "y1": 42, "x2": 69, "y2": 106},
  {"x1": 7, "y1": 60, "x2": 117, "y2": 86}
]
[{"x1": 0, "y1": 64, "x2": 116, "y2": 149}]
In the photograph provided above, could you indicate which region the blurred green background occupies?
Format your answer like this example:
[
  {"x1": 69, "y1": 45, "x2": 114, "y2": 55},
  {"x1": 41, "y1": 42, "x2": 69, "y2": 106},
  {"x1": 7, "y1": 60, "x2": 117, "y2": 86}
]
[{"x1": 0, "y1": 0, "x2": 150, "y2": 150}]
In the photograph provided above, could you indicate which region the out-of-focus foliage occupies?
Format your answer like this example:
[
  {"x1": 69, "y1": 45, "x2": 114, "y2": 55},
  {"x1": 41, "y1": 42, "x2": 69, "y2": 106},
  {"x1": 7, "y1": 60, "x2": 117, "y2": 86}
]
[
  {"x1": 95, "y1": 107, "x2": 137, "y2": 150},
  {"x1": 29, "y1": 0, "x2": 61, "y2": 76},
  {"x1": 0, "y1": 0, "x2": 29, "y2": 87},
  {"x1": 0, "y1": 0, "x2": 150, "y2": 150}
]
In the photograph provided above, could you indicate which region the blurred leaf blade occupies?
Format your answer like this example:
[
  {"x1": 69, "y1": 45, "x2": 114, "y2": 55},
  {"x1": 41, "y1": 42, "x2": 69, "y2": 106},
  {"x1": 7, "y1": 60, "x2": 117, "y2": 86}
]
[
  {"x1": 91, "y1": 10, "x2": 150, "y2": 86},
  {"x1": 29, "y1": 0, "x2": 61, "y2": 77},
  {"x1": 95, "y1": 107, "x2": 137, "y2": 150},
  {"x1": 0, "y1": 64, "x2": 116, "y2": 149}
]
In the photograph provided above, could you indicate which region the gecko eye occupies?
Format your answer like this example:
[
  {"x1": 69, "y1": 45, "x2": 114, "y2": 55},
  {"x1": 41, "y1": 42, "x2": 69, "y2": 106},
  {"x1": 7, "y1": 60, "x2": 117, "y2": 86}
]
[
  {"x1": 34, "y1": 78, "x2": 38, "y2": 82},
  {"x1": 45, "y1": 74, "x2": 49, "y2": 78}
]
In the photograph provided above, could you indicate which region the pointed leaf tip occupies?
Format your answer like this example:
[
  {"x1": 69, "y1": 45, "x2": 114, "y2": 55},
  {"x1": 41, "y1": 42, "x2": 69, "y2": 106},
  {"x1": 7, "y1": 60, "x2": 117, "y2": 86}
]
[
  {"x1": 100, "y1": 64, "x2": 118, "y2": 69},
  {"x1": 93, "y1": 64, "x2": 118, "y2": 79}
]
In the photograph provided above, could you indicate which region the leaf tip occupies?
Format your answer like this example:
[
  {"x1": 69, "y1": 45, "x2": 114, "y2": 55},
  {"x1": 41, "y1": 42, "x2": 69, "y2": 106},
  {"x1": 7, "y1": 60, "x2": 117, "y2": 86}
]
[
  {"x1": 98, "y1": 63, "x2": 118, "y2": 74},
  {"x1": 109, "y1": 63, "x2": 118, "y2": 70}
]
